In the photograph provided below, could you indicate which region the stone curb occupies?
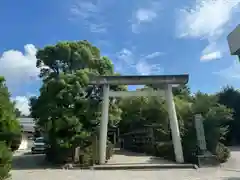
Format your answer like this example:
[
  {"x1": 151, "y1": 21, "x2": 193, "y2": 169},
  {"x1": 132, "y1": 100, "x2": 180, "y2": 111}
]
[{"x1": 92, "y1": 163, "x2": 198, "y2": 170}]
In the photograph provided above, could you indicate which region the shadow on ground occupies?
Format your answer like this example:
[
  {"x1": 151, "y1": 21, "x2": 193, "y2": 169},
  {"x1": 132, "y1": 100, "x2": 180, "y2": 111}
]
[
  {"x1": 225, "y1": 178, "x2": 240, "y2": 180},
  {"x1": 12, "y1": 153, "x2": 61, "y2": 170}
]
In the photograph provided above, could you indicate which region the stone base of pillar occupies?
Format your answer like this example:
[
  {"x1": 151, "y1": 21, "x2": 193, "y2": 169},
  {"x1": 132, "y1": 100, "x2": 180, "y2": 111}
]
[{"x1": 197, "y1": 153, "x2": 220, "y2": 167}]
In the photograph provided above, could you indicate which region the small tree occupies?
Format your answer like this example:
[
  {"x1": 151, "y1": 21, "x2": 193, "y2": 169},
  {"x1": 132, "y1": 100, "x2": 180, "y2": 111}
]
[
  {"x1": 0, "y1": 76, "x2": 22, "y2": 151},
  {"x1": 182, "y1": 92, "x2": 232, "y2": 163},
  {"x1": 0, "y1": 142, "x2": 12, "y2": 180}
]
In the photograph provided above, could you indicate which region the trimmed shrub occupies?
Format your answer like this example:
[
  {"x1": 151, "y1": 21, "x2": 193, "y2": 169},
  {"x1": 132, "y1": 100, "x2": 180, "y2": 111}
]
[
  {"x1": 0, "y1": 141, "x2": 12, "y2": 180},
  {"x1": 45, "y1": 142, "x2": 74, "y2": 164},
  {"x1": 79, "y1": 146, "x2": 94, "y2": 166},
  {"x1": 154, "y1": 142, "x2": 175, "y2": 161},
  {"x1": 215, "y1": 143, "x2": 230, "y2": 163},
  {"x1": 106, "y1": 141, "x2": 114, "y2": 160},
  {"x1": 45, "y1": 140, "x2": 115, "y2": 167}
]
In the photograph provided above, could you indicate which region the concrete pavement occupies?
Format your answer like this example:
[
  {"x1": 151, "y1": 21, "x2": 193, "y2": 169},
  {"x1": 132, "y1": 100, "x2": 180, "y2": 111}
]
[
  {"x1": 10, "y1": 146, "x2": 240, "y2": 180},
  {"x1": 11, "y1": 168, "x2": 240, "y2": 180}
]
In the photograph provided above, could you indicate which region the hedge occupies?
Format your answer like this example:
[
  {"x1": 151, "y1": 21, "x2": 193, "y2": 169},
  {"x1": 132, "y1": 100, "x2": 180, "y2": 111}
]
[
  {"x1": 0, "y1": 141, "x2": 12, "y2": 180},
  {"x1": 154, "y1": 141, "x2": 230, "y2": 164},
  {"x1": 45, "y1": 139, "x2": 115, "y2": 167}
]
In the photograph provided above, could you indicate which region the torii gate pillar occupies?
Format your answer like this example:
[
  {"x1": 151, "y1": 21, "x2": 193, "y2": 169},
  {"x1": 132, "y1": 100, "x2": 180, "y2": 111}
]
[{"x1": 90, "y1": 75, "x2": 188, "y2": 164}]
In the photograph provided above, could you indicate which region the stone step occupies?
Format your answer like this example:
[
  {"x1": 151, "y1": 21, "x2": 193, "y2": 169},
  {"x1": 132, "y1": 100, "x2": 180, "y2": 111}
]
[{"x1": 92, "y1": 163, "x2": 197, "y2": 170}]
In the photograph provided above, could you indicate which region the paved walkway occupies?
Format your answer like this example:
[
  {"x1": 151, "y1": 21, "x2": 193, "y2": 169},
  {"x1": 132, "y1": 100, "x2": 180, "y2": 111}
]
[
  {"x1": 11, "y1": 147, "x2": 240, "y2": 180},
  {"x1": 220, "y1": 147, "x2": 240, "y2": 172},
  {"x1": 11, "y1": 168, "x2": 240, "y2": 180},
  {"x1": 107, "y1": 149, "x2": 172, "y2": 164}
]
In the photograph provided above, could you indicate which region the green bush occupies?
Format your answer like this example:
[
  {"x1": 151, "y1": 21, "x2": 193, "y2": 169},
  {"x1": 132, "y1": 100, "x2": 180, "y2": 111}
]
[
  {"x1": 156, "y1": 141, "x2": 230, "y2": 164},
  {"x1": 215, "y1": 143, "x2": 230, "y2": 163},
  {"x1": 79, "y1": 146, "x2": 94, "y2": 166},
  {"x1": 0, "y1": 132, "x2": 22, "y2": 152},
  {"x1": 106, "y1": 141, "x2": 114, "y2": 160},
  {"x1": 181, "y1": 127, "x2": 199, "y2": 164},
  {"x1": 77, "y1": 140, "x2": 114, "y2": 166},
  {"x1": 45, "y1": 142, "x2": 74, "y2": 164},
  {"x1": 10, "y1": 134, "x2": 22, "y2": 151},
  {"x1": 0, "y1": 141, "x2": 12, "y2": 180},
  {"x1": 143, "y1": 144, "x2": 155, "y2": 155},
  {"x1": 45, "y1": 136, "x2": 115, "y2": 167},
  {"x1": 154, "y1": 142, "x2": 175, "y2": 161}
]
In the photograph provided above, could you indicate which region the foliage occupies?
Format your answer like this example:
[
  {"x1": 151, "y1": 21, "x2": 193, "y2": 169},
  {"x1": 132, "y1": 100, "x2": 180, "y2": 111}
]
[
  {"x1": 77, "y1": 140, "x2": 114, "y2": 166},
  {"x1": 0, "y1": 77, "x2": 21, "y2": 133},
  {"x1": 119, "y1": 88, "x2": 232, "y2": 163},
  {"x1": 217, "y1": 86, "x2": 240, "y2": 145},
  {"x1": 154, "y1": 142, "x2": 175, "y2": 161},
  {"x1": 0, "y1": 133, "x2": 22, "y2": 152},
  {"x1": 215, "y1": 142, "x2": 230, "y2": 163},
  {"x1": 106, "y1": 141, "x2": 114, "y2": 160},
  {"x1": 0, "y1": 77, "x2": 22, "y2": 152},
  {"x1": 0, "y1": 142, "x2": 12, "y2": 180},
  {"x1": 119, "y1": 92, "x2": 169, "y2": 136},
  {"x1": 173, "y1": 84, "x2": 193, "y2": 101},
  {"x1": 30, "y1": 41, "x2": 123, "y2": 164}
]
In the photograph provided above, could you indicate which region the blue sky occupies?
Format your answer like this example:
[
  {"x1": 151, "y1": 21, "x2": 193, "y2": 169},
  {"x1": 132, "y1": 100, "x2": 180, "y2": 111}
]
[{"x1": 0, "y1": 0, "x2": 240, "y2": 115}]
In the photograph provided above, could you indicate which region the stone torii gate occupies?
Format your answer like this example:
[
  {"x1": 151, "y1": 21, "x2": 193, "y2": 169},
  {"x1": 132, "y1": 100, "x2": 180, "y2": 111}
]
[{"x1": 89, "y1": 74, "x2": 189, "y2": 164}]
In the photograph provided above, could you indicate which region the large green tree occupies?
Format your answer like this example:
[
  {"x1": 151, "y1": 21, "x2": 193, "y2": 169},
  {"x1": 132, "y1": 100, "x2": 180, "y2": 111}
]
[
  {"x1": 0, "y1": 76, "x2": 21, "y2": 134},
  {"x1": 0, "y1": 76, "x2": 21, "y2": 158},
  {"x1": 217, "y1": 86, "x2": 240, "y2": 144},
  {"x1": 30, "y1": 41, "x2": 124, "y2": 157}
]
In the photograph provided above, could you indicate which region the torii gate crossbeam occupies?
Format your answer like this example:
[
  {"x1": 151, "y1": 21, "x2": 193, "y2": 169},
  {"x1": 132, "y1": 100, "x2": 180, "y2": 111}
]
[{"x1": 89, "y1": 74, "x2": 189, "y2": 164}]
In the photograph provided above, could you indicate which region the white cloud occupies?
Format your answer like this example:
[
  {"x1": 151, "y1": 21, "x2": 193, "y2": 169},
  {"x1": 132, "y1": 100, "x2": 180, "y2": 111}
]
[
  {"x1": 13, "y1": 96, "x2": 30, "y2": 116},
  {"x1": 177, "y1": 0, "x2": 240, "y2": 39},
  {"x1": 131, "y1": 2, "x2": 161, "y2": 33},
  {"x1": 136, "y1": 9, "x2": 157, "y2": 22},
  {"x1": 0, "y1": 44, "x2": 39, "y2": 92},
  {"x1": 214, "y1": 58, "x2": 240, "y2": 79},
  {"x1": 136, "y1": 61, "x2": 151, "y2": 75},
  {"x1": 136, "y1": 61, "x2": 163, "y2": 75},
  {"x1": 70, "y1": 1, "x2": 99, "y2": 19},
  {"x1": 200, "y1": 37, "x2": 231, "y2": 61},
  {"x1": 144, "y1": 51, "x2": 164, "y2": 59},
  {"x1": 177, "y1": 0, "x2": 240, "y2": 62},
  {"x1": 202, "y1": 42, "x2": 218, "y2": 54},
  {"x1": 89, "y1": 23, "x2": 107, "y2": 33},
  {"x1": 200, "y1": 51, "x2": 222, "y2": 61},
  {"x1": 115, "y1": 48, "x2": 163, "y2": 75},
  {"x1": 70, "y1": 1, "x2": 108, "y2": 33},
  {"x1": 116, "y1": 48, "x2": 135, "y2": 64}
]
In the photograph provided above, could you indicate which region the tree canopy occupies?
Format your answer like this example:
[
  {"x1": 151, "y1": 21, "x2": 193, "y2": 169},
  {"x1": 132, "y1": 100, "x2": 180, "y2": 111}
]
[
  {"x1": 30, "y1": 41, "x2": 124, "y2": 151},
  {"x1": 0, "y1": 76, "x2": 21, "y2": 134}
]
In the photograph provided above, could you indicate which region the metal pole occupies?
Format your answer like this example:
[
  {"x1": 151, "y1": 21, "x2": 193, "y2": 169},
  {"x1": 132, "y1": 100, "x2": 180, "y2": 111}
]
[
  {"x1": 165, "y1": 84, "x2": 184, "y2": 163},
  {"x1": 99, "y1": 84, "x2": 110, "y2": 164}
]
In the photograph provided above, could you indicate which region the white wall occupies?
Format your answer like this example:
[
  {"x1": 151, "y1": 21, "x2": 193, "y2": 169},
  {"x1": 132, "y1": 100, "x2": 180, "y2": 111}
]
[{"x1": 18, "y1": 118, "x2": 35, "y2": 133}]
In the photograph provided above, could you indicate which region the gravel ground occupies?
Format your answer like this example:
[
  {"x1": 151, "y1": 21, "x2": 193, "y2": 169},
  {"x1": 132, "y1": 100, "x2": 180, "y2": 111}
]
[{"x1": 11, "y1": 147, "x2": 240, "y2": 180}]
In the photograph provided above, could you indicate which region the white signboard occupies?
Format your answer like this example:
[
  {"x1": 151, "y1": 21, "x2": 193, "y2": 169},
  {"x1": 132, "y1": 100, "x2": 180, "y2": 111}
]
[
  {"x1": 227, "y1": 24, "x2": 240, "y2": 55},
  {"x1": 194, "y1": 114, "x2": 207, "y2": 151}
]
